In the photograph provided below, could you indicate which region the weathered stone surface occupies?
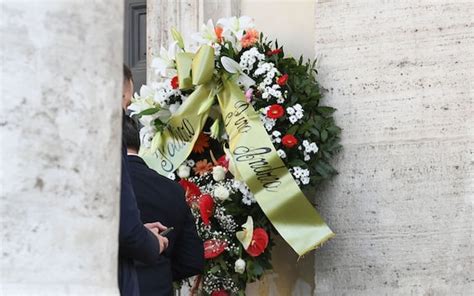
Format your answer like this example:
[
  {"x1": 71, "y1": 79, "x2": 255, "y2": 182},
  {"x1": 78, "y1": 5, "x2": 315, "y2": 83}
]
[
  {"x1": 314, "y1": 1, "x2": 473, "y2": 295},
  {"x1": 0, "y1": 1, "x2": 123, "y2": 294},
  {"x1": 146, "y1": 0, "x2": 239, "y2": 83}
]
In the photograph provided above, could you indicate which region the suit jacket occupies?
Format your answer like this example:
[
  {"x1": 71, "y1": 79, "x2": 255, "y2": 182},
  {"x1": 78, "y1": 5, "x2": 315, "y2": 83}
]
[
  {"x1": 127, "y1": 155, "x2": 204, "y2": 296},
  {"x1": 119, "y1": 146, "x2": 162, "y2": 296}
]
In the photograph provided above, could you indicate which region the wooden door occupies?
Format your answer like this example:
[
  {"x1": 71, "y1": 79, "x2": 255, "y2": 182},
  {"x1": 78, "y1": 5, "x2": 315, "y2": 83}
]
[{"x1": 124, "y1": 0, "x2": 147, "y2": 91}]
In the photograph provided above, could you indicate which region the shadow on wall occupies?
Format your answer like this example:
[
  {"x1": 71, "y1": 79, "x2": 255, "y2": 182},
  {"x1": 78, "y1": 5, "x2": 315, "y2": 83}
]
[{"x1": 246, "y1": 236, "x2": 315, "y2": 296}]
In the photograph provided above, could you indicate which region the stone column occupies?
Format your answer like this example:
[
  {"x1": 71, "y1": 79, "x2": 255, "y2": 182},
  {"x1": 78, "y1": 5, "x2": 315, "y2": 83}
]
[
  {"x1": 314, "y1": 1, "x2": 473, "y2": 295},
  {"x1": 0, "y1": 1, "x2": 123, "y2": 295}
]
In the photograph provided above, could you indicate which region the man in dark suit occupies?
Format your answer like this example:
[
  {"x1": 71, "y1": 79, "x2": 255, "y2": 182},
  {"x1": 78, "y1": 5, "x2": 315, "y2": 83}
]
[
  {"x1": 123, "y1": 116, "x2": 205, "y2": 296},
  {"x1": 119, "y1": 65, "x2": 169, "y2": 295}
]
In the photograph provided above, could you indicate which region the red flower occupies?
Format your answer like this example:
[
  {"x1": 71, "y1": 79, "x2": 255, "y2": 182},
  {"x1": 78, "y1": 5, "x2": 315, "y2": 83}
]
[
  {"x1": 211, "y1": 290, "x2": 229, "y2": 296},
  {"x1": 266, "y1": 48, "x2": 282, "y2": 56},
  {"x1": 246, "y1": 228, "x2": 269, "y2": 257},
  {"x1": 199, "y1": 194, "x2": 214, "y2": 225},
  {"x1": 266, "y1": 104, "x2": 285, "y2": 119},
  {"x1": 204, "y1": 239, "x2": 228, "y2": 259},
  {"x1": 193, "y1": 133, "x2": 210, "y2": 154},
  {"x1": 178, "y1": 179, "x2": 201, "y2": 205},
  {"x1": 277, "y1": 74, "x2": 289, "y2": 86},
  {"x1": 217, "y1": 155, "x2": 230, "y2": 170},
  {"x1": 282, "y1": 134, "x2": 298, "y2": 148},
  {"x1": 171, "y1": 75, "x2": 179, "y2": 89}
]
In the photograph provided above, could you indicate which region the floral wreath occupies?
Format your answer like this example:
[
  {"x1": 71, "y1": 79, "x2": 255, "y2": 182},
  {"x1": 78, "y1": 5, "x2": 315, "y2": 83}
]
[{"x1": 129, "y1": 16, "x2": 341, "y2": 296}]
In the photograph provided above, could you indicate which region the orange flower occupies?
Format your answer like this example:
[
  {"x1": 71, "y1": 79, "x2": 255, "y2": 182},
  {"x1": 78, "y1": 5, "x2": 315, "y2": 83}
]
[
  {"x1": 193, "y1": 133, "x2": 210, "y2": 154},
  {"x1": 241, "y1": 29, "x2": 259, "y2": 48},
  {"x1": 215, "y1": 26, "x2": 224, "y2": 43},
  {"x1": 194, "y1": 159, "x2": 213, "y2": 176}
]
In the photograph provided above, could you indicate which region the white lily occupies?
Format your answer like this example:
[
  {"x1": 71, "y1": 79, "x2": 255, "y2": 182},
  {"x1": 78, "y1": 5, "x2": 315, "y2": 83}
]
[
  {"x1": 128, "y1": 85, "x2": 157, "y2": 116},
  {"x1": 151, "y1": 41, "x2": 179, "y2": 77},
  {"x1": 217, "y1": 16, "x2": 255, "y2": 40},
  {"x1": 236, "y1": 216, "x2": 254, "y2": 249},
  {"x1": 192, "y1": 19, "x2": 219, "y2": 45},
  {"x1": 221, "y1": 56, "x2": 255, "y2": 89}
]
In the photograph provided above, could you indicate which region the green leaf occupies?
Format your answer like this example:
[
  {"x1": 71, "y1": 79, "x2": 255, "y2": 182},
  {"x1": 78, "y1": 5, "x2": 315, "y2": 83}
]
[
  {"x1": 209, "y1": 265, "x2": 220, "y2": 274},
  {"x1": 317, "y1": 106, "x2": 337, "y2": 116},
  {"x1": 287, "y1": 125, "x2": 298, "y2": 135},
  {"x1": 138, "y1": 107, "x2": 160, "y2": 116},
  {"x1": 321, "y1": 129, "x2": 328, "y2": 142}
]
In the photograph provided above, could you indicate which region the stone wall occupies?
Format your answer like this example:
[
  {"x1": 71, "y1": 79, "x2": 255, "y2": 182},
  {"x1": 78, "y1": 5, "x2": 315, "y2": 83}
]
[
  {"x1": 313, "y1": 1, "x2": 473, "y2": 295},
  {"x1": 0, "y1": 1, "x2": 123, "y2": 294}
]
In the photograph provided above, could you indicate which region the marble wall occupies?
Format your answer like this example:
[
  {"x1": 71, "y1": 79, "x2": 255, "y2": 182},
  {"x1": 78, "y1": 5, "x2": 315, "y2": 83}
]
[
  {"x1": 0, "y1": 1, "x2": 123, "y2": 294},
  {"x1": 313, "y1": 0, "x2": 473, "y2": 294}
]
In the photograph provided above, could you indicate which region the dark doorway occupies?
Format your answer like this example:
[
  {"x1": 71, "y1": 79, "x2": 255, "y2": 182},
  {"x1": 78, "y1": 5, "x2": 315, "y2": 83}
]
[{"x1": 124, "y1": 0, "x2": 147, "y2": 91}]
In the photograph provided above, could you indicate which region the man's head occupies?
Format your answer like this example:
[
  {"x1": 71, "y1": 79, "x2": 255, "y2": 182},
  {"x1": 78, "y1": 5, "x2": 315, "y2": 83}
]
[
  {"x1": 123, "y1": 115, "x2": 140, "y2": 154},
  {"x1": 122, "y1": 64, "x2": 134, "y2": 109}
]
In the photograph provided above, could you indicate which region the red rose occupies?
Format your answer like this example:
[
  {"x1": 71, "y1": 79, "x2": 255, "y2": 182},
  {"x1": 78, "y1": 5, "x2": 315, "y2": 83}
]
[
  {"x1": 217, "y1": 155, "x2": 230, "y2": 170},
  {"x1": 204, "y1": 239, "x2": 228, "y2": 259},
  {"x1": 211, "y1": 290, "x2": 229, "y2": 296},
  {"x1": 246, "y1": 228, "x2": 269, "y2": 257},
  {"x1": 171, "y1": 75, "x2": 179, "y2": 89},
  {"x1": 277, "y1": 74, "x2": 288, "y2": 86},
  {"x1": 178, "y1": 179, "x2": 201, "y2": 205},
  {"x1": 282, "y1": 134, "x2": 298, "y2": 148},
  {"x1": 266, "y1": 104, "x2": 285, "y2": 119},
  {"x1": 199, "y1": 194, "x2": 214, "y2": 225},
  {"x1": 266, "y1": 48, "x2": 282, "y2": 56}
]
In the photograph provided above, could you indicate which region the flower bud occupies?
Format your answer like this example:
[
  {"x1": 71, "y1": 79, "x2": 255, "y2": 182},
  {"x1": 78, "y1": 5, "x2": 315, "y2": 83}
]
[
  {"x1": 212, "y1": 165, "x2": 227, "y2": 182},
  {"x1": 213, "y1": 184, "x2": 230, "y2": 201},
  {"x1": 234, "y1": 258, "x2": 246, "y2": 274},
  {"x1": 177, "y1": 165, "x2": 191, "y2": 179}
]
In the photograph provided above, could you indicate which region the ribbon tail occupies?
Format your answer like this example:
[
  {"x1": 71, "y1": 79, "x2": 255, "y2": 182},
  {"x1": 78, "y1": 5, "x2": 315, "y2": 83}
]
[{"x1": 217, "y1": 80, "x2": 334, "y2": 256}]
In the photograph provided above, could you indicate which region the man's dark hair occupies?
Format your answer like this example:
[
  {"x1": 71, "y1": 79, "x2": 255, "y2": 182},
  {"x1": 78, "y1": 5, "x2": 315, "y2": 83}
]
[
  {"x1": 123, "y1": 64, "x2": 133, "y2": 82},
  {"x1": 123, "y1": 115, "x2": 141, "y2": 152}
]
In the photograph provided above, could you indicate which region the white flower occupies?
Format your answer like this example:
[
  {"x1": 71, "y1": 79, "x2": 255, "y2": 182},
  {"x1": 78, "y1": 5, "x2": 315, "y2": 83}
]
[
  {"x1": 277, "y1": 97, "x2": 285, "y2": 104},
  {"x1": 177, "y1": 165, "x2": 191, "y2": 179},
  {"x1": 234, "y1": 258, "x2": 246, "y2": 274},
  {"x1": 295, "y1": 110, "x2": 304, "y2": 119},
  {"x1": 168, "y1": 102, "x2": 181, "y2": 114},
  {"x1": 128, "y1": 85, "x2": 157, "y2": 116},
  {"x1": 218, "y1": 16, "x2": 255, "y2": 40},
  {"x1": 186, "y1": 159, "x2": 195, "y2": 167},
  {"x1": 277, "y1": 149, "x2": 287, "y2": 159},
  {"x1": 289, "y1": 115, "x2": 298, "y2": 124},
  {"x1": 241, "y1": 193, "x2": 256, "y2": 205},
  {"x1": 212, "y1": 166, "x2": 227, "y2": 182},
  {"x1": 151, "y1": 42, "x2": 179, "y2": 77},
  {"x1": 214, "y1": 185, "x2": 230, "y2": 201},
  {"x1": 221, "y1": 56, "x2": 255, "y2": 89},
  {"x1": 192, "y1": 19, "x2": 220, "y2": 45},
  {"x1": 286, "y1": 106, "x2": 295, "y2": 115},
  {"x1": 167, "y1": 172, "x2": 176, "y2": 180}
]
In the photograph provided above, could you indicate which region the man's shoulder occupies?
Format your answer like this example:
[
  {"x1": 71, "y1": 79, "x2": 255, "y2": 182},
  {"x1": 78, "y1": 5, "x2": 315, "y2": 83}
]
[{"x1": 127, "y1": 155, "x2": 184, "y2": 195}]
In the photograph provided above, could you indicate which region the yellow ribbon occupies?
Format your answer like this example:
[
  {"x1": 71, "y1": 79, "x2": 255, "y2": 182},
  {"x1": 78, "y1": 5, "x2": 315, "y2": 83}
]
[
  {"x1": 141, "y1": 45, "x2": 334, "y2": 256},
  {"x1": 141, "y1": 46, "x2": 215, "y2": 173}
]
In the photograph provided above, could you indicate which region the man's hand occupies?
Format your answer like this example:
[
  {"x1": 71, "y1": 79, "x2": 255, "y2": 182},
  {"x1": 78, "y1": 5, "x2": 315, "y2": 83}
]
[
  {"x1": 148, "y1": 227, "x2": 169, "y2": 253},
  {"x1": 144, "y1": 222, "x2": 167, "y2": 232},
  {"x1": 145, "y1": 222, "x2": 169, "y2": 253}
]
